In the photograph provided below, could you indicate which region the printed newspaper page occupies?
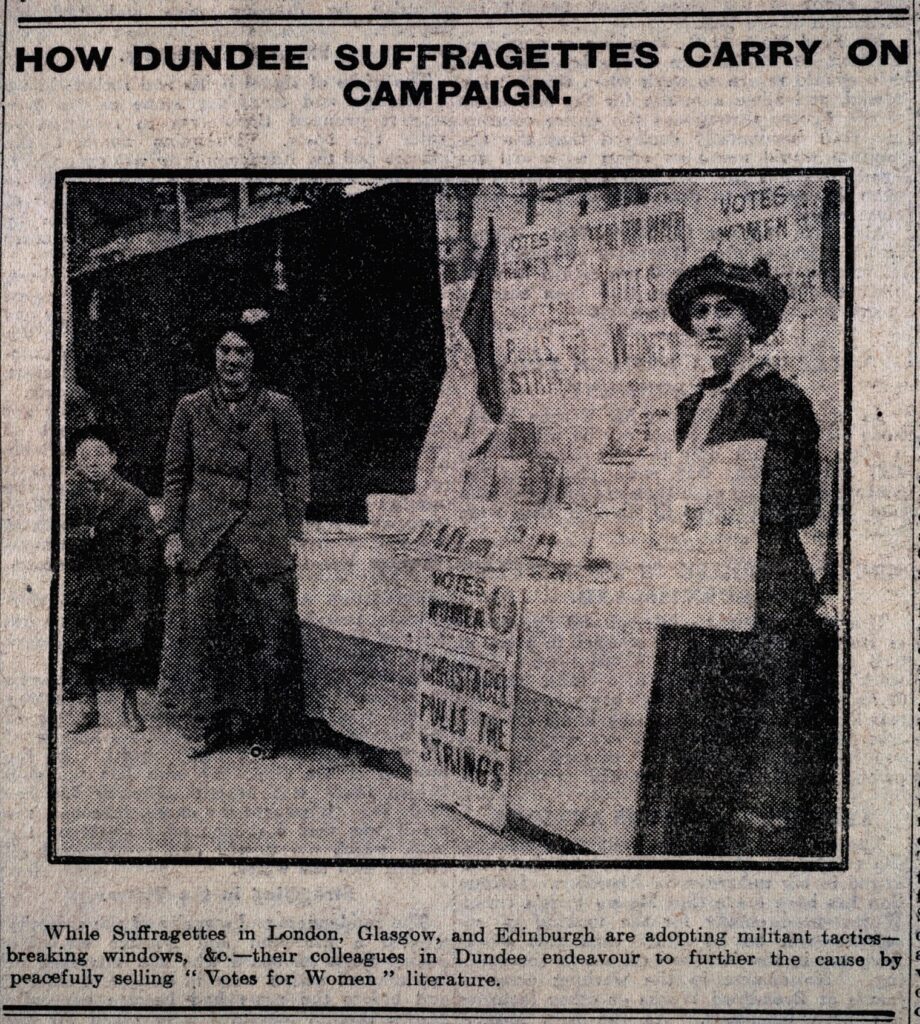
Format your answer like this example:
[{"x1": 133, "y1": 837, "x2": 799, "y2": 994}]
[{"x1": 0, "y1": 0, "x2": 916, "y2": 1018}]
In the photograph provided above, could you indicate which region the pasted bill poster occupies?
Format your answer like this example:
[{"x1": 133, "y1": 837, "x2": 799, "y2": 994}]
[{"x1": 0, "y1": 0, "x2": 918, "y2": 1021}]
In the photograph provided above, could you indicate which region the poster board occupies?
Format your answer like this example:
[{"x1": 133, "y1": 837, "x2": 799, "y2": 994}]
[
  {"x1": 590, "y1": 438, "x2": 767, "y2": 630},
  {"x1": 413, "y1": 567, "x2": 524, "y2": 830}
]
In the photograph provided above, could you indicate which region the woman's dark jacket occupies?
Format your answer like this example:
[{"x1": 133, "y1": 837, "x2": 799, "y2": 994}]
[
  {"x1": 635, "y1": 360, "x2": 833, "y2": 857},
  {"x1": 674, "y1": 359, "x2": 821, "y2": 627}
]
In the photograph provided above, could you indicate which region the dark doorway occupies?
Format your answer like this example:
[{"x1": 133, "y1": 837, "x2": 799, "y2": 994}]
[{"x1": 68, "y1": 182, "x2": 446, "y2": 521}]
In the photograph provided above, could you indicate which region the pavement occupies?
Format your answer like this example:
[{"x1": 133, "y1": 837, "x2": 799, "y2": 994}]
[{"x1": 55, "y1": 691, "x2": 550, "y2": 860}]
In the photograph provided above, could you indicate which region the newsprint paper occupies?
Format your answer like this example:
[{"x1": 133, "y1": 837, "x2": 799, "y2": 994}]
[{"x1": 0, "y1": 0, "x2": 917, "y2": 1019}]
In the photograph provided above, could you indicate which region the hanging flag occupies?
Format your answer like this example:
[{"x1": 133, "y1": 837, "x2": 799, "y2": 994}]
[{"x1": 460, "y1": 217, "x2": 503, "y2": 424}]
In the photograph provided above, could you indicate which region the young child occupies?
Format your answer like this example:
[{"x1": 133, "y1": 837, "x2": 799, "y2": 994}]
[{"x1": 64, "y1": 425, "x2": 157, "y2": 734}]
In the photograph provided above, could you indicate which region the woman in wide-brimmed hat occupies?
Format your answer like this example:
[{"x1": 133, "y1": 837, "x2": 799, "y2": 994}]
[{"x1": 634, "y1": 253, "x2": 835, "y2": 858}]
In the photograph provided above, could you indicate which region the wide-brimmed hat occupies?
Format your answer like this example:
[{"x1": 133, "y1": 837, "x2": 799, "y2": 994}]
[{"x1": 667, "y1": 253, "x2": 789, "y2": 343}]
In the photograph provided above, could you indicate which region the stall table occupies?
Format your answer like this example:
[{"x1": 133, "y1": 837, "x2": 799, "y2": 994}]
[{"x1": 296, "y1": 534, "x2": 658, "y2": 855}]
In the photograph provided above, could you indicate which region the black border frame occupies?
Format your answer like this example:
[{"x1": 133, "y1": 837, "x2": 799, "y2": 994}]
[
  {"x1": 0, "y1": 1008, "x2": 897, "y2": 1020},
  {"x1": 0, "y1": 1008, "x2": 896, "y2": 1020},
  {"x1": 48, "y1": 167, "x2": 853, "y2": 871}
]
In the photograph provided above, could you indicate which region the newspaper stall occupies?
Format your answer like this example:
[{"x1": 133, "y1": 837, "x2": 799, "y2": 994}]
[{"x1": 297, "y1": 176, "x2": 837, "y2": 854}]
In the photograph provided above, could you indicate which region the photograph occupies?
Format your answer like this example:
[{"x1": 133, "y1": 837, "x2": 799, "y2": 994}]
[{"x1": 51, "y1": 171, "x2": 848, "y2": 865}]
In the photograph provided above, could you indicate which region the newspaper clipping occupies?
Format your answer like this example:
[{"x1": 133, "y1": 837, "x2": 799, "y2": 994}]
[{"x1": 0, "y1": 0, "x2": 915, "y2": 1019}]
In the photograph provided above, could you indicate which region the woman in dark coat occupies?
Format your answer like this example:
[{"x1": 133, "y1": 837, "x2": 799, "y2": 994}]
[
  {"x1": 634, "y1": 254, "x2": 835, "y2": 858},
  {"x1": 159, "y1": 312, "x2": 310, "y2": 759}
]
